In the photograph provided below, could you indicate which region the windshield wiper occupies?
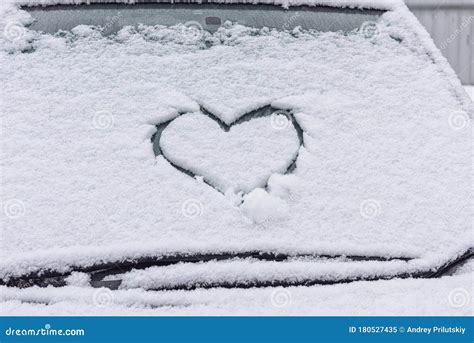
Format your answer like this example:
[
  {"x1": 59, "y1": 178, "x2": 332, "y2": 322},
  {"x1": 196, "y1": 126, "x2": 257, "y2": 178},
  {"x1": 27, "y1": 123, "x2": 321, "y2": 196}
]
[{"x1": 1, "y1": 248, "x2": 472, "y2": 290}]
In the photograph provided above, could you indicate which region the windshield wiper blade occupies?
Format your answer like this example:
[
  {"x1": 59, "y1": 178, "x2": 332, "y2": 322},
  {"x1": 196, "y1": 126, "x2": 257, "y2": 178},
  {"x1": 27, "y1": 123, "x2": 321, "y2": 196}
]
[{"x1": 1, "y1": 249, "x2": 471, "y2": 290}]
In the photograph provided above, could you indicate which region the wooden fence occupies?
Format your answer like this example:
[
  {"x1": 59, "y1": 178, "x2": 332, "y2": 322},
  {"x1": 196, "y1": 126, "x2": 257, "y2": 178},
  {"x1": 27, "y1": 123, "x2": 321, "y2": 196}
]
[{"x1": 406, "y1": 0, "x2": 473, "y2": 84}]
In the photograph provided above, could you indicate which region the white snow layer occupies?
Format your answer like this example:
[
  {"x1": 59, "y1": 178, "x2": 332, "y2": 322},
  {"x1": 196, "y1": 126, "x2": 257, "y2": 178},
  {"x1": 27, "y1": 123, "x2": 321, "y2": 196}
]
[
  {"x1": 464, "y1": 86, "x2": 473, "y2": 101},
  {"x1": 0, "y1": 1, "x2": 472, "y2": 280},
  {"x1": 241, "y1": 189, "x2": 291, "y2": 223},
  {"x1": 160, "y1": 113, "x2": 300, "y2": 193}
]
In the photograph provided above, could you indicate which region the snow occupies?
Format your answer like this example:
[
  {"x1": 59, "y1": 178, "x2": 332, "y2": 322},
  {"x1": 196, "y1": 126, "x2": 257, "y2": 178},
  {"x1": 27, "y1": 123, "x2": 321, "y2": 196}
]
[
  {"x1": 65, "y1": 272, "x2": 91, "y2": 287},
  {"x1": 160, "y1": 112, "x2": 300, "y2": 193},
  {"x1": 464, "y1": 86, "x2": 473, "y2": 101},
  {"x1": 240, "y1": 189, "x2": 290, "y2": 223},
  {"x1": 0, "y1": 0, "x2": 472, "y2": 284},
  {"x1": 267, "y1": 173, "x2": 300, "y2": 199},
  {"x1": 1, "y1": 271, "x2": 472, "y2": 315}
]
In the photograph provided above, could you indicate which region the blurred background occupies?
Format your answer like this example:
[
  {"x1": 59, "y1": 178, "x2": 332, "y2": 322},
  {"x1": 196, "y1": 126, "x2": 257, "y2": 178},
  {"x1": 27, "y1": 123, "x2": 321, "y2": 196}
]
[{"x1": 405, "y1": 0, "x2": 473, "y2": 87}]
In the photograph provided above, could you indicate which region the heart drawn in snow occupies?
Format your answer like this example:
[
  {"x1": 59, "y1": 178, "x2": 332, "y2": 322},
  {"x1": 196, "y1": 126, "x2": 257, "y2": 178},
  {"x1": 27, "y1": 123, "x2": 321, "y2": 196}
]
[{"x1": 152, "y1": 106, "x2": 304, "y2": 194}]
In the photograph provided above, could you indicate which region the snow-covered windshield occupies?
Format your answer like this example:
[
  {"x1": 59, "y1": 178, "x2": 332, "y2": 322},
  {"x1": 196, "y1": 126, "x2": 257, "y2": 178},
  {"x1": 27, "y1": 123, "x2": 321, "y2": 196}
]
[
  {"x1": 25, "y1": 3, "x2": 383, "y2": 35},
  {"x1": 0, "y1": 1, "x2": 471, "y2": 284}
]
